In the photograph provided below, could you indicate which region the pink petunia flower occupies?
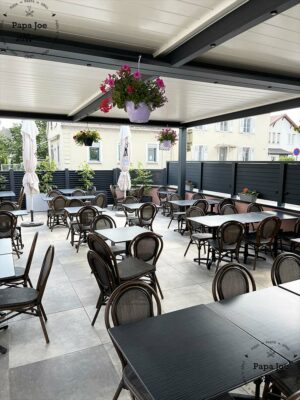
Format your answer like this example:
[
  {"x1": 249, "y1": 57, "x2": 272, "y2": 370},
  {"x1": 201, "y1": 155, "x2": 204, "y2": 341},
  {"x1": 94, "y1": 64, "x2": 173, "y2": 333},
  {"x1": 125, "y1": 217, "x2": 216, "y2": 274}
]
[
  {"x1": 100, "y1": 84, "x2": 106, "y2": 93},
  {"x1": 133, "y1": 71, "x2": 141, "y2": 79},
  {"x1": 156, "y1": 77, "x2": 165, "y2": 88},
  {"x1": 127, "y1": 85, "x2": 135, "y2": 94},
  {"x1": 121, "y1": 64, "x2": 131, "y2": 73}
]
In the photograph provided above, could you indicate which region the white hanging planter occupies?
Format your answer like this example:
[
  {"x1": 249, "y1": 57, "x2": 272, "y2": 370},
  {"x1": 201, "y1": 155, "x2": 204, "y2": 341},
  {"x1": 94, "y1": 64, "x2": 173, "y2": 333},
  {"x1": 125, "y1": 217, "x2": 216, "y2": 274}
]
[{"x1": 159, "y1": 140, "x2": 172, "y2": 151}]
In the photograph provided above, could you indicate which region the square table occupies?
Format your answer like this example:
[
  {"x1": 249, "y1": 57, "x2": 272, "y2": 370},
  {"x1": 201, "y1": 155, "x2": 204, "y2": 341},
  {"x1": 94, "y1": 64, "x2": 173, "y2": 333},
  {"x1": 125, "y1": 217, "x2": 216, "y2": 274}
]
[
  {"x1": 0, "y1": 254, "x2": 15, "y2": 279},
  {"x1": 0, "y1": 191, "x2": 15, "y2": 198},
  {"x1": 279, "y1": 279, "x2": 300, "y2": 296},
  {"x1": 43, "y1": 195, "x2": 95, "y2": 201},
  {"x1": 64, "y1": 205, "x2": 103, "y2": 216},
  {"x1": 10, "y1": 210, "x2": 28, "y2": 217},
  {"x1": 0, "y1": 239, "x2": 12, "y2": 255},
  {"x1": 95, "y1": 226, "x2": 149, "y2": 254},
  {"x1": 207, "y1": 286, "x2": 300, "y2": 362},
  {"x1": 58, "y1": 188, "x2": 82, "y2": 195},
  {"x1": 109, "y1": 304, "x2": 287, "y2": 400},
  {"x1": 122, "y1": 203, "x2": 144, "y2": 211}
]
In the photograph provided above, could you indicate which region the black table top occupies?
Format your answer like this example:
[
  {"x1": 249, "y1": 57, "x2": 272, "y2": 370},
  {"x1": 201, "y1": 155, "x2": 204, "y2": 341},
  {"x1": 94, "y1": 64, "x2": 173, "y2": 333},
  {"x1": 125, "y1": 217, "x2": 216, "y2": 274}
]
[
  {"x1": 0, "y1": 191, "x2": 15, "y2": 198},
  {"x1": 0, "y1": 253, "x2": 15, "y2": 279},
  {"x1": 188, "y1": 211, "x2": 297, "y2": 228},
  {"x1": 207, "y1": 286, "x2": 300, "y2": 362},
  {"x1": 0, "y1": 239, "x2": 12, "y2": 255},
  {"x1": 110, "y1": 304, "x2": 287, "y2": 400},
  {"x1": 64, "y1": 206, "x2": 103, "y2": 215},
  {"x1": 279, "y1": 280, "x2": 300, "y2": 296},
  {"x1": 95, "y1": 226, "x2": 149, "y2": 243},
  {"x1": 169, "y1": 199, "x2": 220, "y2": 207}
]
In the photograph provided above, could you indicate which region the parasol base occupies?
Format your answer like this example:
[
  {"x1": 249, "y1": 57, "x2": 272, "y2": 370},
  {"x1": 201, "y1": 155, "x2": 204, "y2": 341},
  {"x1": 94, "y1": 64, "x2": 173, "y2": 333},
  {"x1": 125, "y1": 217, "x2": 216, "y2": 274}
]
[{"x1": 21, "y1": 221, "x2": 44, "y2": 227}]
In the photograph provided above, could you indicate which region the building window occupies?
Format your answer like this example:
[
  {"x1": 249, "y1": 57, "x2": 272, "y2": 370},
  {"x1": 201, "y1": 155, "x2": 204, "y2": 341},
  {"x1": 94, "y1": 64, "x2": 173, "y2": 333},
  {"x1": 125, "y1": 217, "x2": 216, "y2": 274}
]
[
  {"x1": 216, "y1": 121, "x2": 231, "y2": 132},
  {"x1": 193, "y1": 145, "x2": 204, "y2": 161},
  {"x1": 240, "y1": 118, "x2": 254, "y2": 133},
  {"x1": 242, "y1": 147, "x2": 250, "y2": 161},
  {"x1": 219, "y1": 146, "x2": 227, "y2": 161},
  {"x1": 195, "y1": 125, "x2": 207, "y2": 131},
  {"x1": 88, "y1": 142, "x2": 102, "y2": 162},
  {"x1": 147, "y1": 144, "x2": 159, "y2": 163},
  {"x1": 277, "y1": 133, "x2": 280, "y2": 144}
]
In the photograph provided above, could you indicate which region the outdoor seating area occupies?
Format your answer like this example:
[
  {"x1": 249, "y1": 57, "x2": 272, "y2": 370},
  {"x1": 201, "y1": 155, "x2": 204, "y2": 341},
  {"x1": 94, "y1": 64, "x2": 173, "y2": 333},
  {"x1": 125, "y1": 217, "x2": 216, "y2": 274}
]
[{"x1": 1, "y1": 0, "x2": 300, "y2": 399}]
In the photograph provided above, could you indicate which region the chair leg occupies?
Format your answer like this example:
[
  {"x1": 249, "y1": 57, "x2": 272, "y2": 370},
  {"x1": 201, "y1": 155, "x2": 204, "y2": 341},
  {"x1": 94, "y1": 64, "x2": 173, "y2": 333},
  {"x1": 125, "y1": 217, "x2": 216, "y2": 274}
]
[
  {"x1": 154, "y1": 273, "x2": 164, "y2": 300},
  {"x1": 27, "y1": 277, "x2": 33, "y2": 288},
  {"x1": 168, "y1": 217, "x2": 173, "y2": 229},
  {"x1": 92, "y1": 294, "x2": 104, "y2": 326},
  {"x1": 184, "y1": 239, "x2": 192, "y2": 256},
  {"x1": 112, "y1": 379, "x2": 123, "y2": 400},
  {"x1": 37, "y1": 306, "x2": 50, "y2": 343},
  {"x1": 40, "y1": 303, "x2": 47, "y2": 322},
  {"x1": 253, "y1": 248, "x2": 258, "y2": 270}
]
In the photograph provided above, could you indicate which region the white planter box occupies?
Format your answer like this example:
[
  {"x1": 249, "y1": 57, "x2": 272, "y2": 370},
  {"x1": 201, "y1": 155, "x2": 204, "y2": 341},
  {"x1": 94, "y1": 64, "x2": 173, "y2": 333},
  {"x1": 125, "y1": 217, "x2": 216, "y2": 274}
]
[
  {"x1": 238, "y1": 193, "x2": 258, "y2": 203},
  {"x1": 26, "y1": 193, "x2": 48, "y2": 212}
]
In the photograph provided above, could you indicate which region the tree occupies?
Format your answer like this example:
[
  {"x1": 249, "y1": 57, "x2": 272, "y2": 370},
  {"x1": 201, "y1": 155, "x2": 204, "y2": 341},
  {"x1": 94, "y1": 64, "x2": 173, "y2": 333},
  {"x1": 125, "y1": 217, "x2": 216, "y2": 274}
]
[
  {"x1": 9, "y1": 124, "x2": 22, "y2": 164},
  {"x1": 36, "y1": 157, "x2": 57, "y2": 193},
  {"x1": 78, "y1": 162, "x2": 95, "y2": 190},
  {"x1": 0, "y1": 134, "x2": 11, "y2": 165},
  {"x1": 130, "y1": 162, "x2": 153, "y2": 191},
  {"x1": 36, "y1": 120, "x2": 48, "y2": 160}
]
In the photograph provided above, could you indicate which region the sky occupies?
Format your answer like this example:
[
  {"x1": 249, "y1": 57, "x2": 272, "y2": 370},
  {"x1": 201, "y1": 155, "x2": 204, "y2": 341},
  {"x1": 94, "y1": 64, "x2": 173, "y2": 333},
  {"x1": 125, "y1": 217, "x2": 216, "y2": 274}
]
[{"x1": 0, "y1": 108, "x2": 300, "y2": 128}]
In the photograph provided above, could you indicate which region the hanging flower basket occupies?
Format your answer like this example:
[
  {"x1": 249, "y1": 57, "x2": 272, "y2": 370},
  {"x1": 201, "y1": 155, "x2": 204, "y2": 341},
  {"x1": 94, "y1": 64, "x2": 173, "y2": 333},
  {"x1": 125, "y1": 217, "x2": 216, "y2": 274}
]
[
  {"x1": 99, "y1": 64, "x2": 167, "y2": 123},
  {"x1": 73, "y1": 130, "x2": 101, "y2": 146},
  {"x1": 126, "y1": 101, "x2": 151, "y2": 123},
  {"x1": 157, "y1": 128, "x2": 178, "y2": 150},
  {"x1": 159, "y1": 140, "x2": 172, "y2": 151}
]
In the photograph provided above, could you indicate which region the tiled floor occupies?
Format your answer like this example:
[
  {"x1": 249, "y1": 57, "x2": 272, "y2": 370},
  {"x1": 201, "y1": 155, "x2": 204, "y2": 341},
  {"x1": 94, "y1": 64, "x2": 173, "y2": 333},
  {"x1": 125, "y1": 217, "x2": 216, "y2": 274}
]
[{"x1": 1, "y1": 208, "x2": 275, "y2": 400}]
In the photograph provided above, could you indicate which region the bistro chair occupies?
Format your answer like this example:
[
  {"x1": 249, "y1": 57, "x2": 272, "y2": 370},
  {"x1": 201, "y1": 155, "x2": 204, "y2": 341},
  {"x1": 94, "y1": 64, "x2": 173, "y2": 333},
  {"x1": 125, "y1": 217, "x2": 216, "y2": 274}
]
[
  {"x1": 278, "y1": 218, "x2": 300, "y2": 251},
  {"x1": 212, "y1": 262, "x2": 256, "y2": 301},
  {"x1": 122, "y1": 196, "x2": 138, "y2": 227},
  {"x1": 71, "y1": 206, "x2": 98, "y2": 251},
  {"x1": 0, "y1": 245, "x2": 54, "y2": 345},
  {"x1": 129, "y1": 231, "x2": 164, "y2": 298},
  {"x1": 208, "y1": 221, "x2": 244, "y2": 271},
  {"x1": 263, "y1": 364, "x2": 300, "y2": 400},
  {"x1": 13, "y1": 186, "x2": 25, "y2": 211},
  {"x1": 158, "y1": 186, "x2": 169, "y2": 215},
  {"x1": 184, "y1": 206, "x2": 213, "y2": 265},
  {"x1": 167, "y1": 193, "x2": 185, "y2": 230},
  {"x1": 105, "y1": 281, "x2": 161, "y2": 400},
  {"x1": 65, "y1": 199, "x2": 84, "y2": 240},
  {"x1": 91, "y1": 215, "x2": 125, "y2": 256},
  {"x1": 130, "y1": 202, "x2": 157, "y2": 231},
  {"x1": 87, "y1": 250, "x2": 117, "y2": 326},
  {"x1": 191, "y1": 192, "x2": 205, "y2": 200},
  {"x1": 220, "y1": 204, "x2": 238, "y2": 215},
  {"x1": 46, "y1": 190, "x2": 61, "y2": 226},
  {"x1": 247, "y1": 203, "x2": 263, "y2": 232},
  {"x1": 271, "y1": 252, "x2": 300, "y2": 285},
  {"x1": 49, "y1": 195, "x2": 68, "y2": 231},
  {"x1": 72, "y1": 189, "x2": 85, "y2": 196},
  {"x1": 130, "y1": 186, "x2": 144, "y2": 202},
  {"x1": 0, "y1": 201, "x2": 17, "y2": 211},
  {"x1": 244, "y1": 216, "x2": 281, "y2": 270},
  {"x1": 0, "y1": 232, "x2": 38, "y2": 288},
  {"x1": 0, "y1": 211, "x2": 22, "y2": 257},
  {"x1": 192, "y1": 199, "x2": 209, "y2": 213},
  {"x1": 110, "y1": 185, "x2": 124, "y2": 210},
  {"x1": 217, "y1": 198, "x2": 235, "y2": 214},
  {"x1": 93, "y1": 193, "x2": 106, "y2": 208}
]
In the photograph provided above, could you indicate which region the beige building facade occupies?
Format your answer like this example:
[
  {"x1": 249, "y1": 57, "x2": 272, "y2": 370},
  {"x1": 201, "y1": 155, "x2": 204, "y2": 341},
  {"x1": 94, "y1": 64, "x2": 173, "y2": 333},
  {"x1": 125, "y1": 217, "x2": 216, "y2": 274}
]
[{"x1": 47, "y1": 114, "x2": 271, "y2": 170}]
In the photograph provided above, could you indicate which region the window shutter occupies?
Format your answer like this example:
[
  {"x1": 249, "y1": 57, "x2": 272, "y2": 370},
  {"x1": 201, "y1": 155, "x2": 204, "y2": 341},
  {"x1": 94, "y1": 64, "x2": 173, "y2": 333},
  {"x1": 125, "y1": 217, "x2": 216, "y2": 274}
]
[
  {"x1": 228, "y1": 121, "x2": 233, "y2": 132},
  {"x1": 237, "y1": 147, "x2": 244, "y2": 161},
  {"x1": 251, "y1": 118, "x2": 255, "y2": 133},
  {"x1": 240, "y1": 119, "x2": 244, "y2": 133},
  {"x1": 203, "y1": 146, "x2": 208, "y2": 161}
]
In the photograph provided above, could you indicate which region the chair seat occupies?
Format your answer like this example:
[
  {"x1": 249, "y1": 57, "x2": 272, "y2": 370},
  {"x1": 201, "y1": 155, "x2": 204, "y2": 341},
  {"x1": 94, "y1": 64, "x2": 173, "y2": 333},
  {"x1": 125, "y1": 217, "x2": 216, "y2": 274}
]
[
  {"x1": 0, "y1": 267, "x2": 25, "y2": 282},
  {"x1": 117, "y1": 257, "x2": 155, "y2": 280},
  {"x1": 191, "y1": 232, "x2": 213, "y2": 241},
  {"x1": 244, "y1": 232, "x2": 270, "y2": 245},
  {"x1": 0, "y1": 287, "x2": 38, "y2": 309},
  {"x1": 208, "y1": 239, "x2": 238, "y2": 251},
  {"x1": 269, "y1": 362, "x2": 300, "y2": 396},
  {"x1": 110, "y1": 244, "x2": 126, "y2": 255},
  {"x1": 123, "y1": 365, "x2": 153, "y2": 400}
]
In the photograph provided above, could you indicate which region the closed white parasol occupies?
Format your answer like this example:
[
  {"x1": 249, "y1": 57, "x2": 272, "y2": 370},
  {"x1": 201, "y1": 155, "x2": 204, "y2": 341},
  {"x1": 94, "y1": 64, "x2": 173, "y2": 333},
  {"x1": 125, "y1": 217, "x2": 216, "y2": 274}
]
[{"x1": 117, "y1": 125, "x2": 132, "y2": 197}]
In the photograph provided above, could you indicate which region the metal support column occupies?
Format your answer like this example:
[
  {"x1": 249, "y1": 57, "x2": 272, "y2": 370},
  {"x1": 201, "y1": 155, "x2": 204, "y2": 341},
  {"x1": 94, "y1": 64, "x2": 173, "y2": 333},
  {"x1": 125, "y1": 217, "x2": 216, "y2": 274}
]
[{"x1": 177, "y1": 127, "x2": 187, "y2": 198}]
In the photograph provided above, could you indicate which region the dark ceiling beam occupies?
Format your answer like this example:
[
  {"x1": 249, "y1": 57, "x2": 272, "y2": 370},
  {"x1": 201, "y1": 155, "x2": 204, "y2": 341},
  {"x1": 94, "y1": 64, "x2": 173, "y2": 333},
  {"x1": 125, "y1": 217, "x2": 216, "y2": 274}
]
[
  {"x1": 182, "y1": 97, "x2": 300, "y2": 128},
  {"x1": 1, "y1": 31, "x2": 300, "y2": 94},
  {"x1": 0, "y1": 110, "x2": 181, "y2": 127},
  {"x1": 166, "y1": 0, "x2": 300, "y2": 67}
]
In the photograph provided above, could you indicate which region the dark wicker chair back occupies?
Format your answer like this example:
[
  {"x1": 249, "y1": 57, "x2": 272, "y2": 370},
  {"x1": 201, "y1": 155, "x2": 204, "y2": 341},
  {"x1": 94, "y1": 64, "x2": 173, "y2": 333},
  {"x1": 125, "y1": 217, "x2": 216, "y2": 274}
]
[
  {"x1": 48, "y1": 190, "x2": 61, "y2": 198},
  {"x1": 17, "y1": 187, "x2": 25, "y2": 208},
  {"x1": 0, "y1": 201, "x2": 17, "y2": 211},
  {"x1": 287, "y1": 390, "x2": 300, "y2": 400},
  {"x1": 138, "y1": 202, "x2": 157, "y2": 221},
  {"x1": 52, "y1": 195, "x2": 67, "y2": 211},
  {"x1": 110, "y1": 184, "x2": 117, "y2": 199},
  {"x1": 76, "y1": 206, "x2": 98, "y2": 229},
  {"x1": 87, "y1": 250, "x2": 117, "y2": 297},
  {"x1": 105, "y1": 281, "x2": 161, "y2": 367},
  {"x1": 192, "y1": 199, "x2": 208, "y2": 213},
  {"x1": 23, "y1": 232, "x2": 39, "y2": 283},
  {"x1": 220, "y1": 204, "x2": 238, "y2": 215},
  {"x1": 87, "y1": 233, "x2": 118, "y2": 275},
  {"x1": 129, "y1": 232, "x2": 163, "y2": 265},
  {"x1": 218, "y1": 198, "x2": 234, "y2": 213},
  {"x1": 91, "y1": 214, "x2": 116, "y2": 231},
  {"x1": 36, "y1": 245, "x2": 55, "y2": 302},
  {"x1": 186, "y1": 206, "x2": 205, "y2": 232},
  {"x1": 191, "y1": 193, "x2": 205, "y2": 200},
  {"x1": 72, "y1": 189, "x2": 85, "y2": 196},
  {"x1": 67, "y1": 199, "x2": 84, "y2": 207},
  {"x1": 168, "y1": 193, "x2": 181, "y2": 212},
  {"x1": 0, "y1": 211, "x2": 17, "y2": 239},
  {"x1": 217, "y1": 220, "x2": 244, "y2": 251},
  {"x1": 256, "y1": 216, "x2": 281, "y2": 244},
  {"x1": 293, "y1": 218, "x2": 300, "y2": 234},
  {"x1": 212, "y1": 262, "x2": 256, "y2": 301},
  {"x1": 247, "y1": 203, "x2": 263, "y2": 213},
  {"x1": 158, "y1": 186, "x2": 168, "y2": 201},
  {"x1": 93, "y1": 193, "x2": 106, "y2": 208},
  {"x1": 123, "y1": 196, "x2": 138, "y2": 204},
  {"x1": 271, "y1": 252, "x2": 300, "y2": 285}
]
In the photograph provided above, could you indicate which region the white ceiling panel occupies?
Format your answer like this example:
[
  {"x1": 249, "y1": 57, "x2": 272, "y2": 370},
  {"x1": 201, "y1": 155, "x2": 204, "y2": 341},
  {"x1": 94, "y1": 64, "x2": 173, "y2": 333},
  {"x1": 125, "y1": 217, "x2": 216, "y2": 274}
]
[{"x1": 197, "y1": 3, "x2": 300, "y2": 77}]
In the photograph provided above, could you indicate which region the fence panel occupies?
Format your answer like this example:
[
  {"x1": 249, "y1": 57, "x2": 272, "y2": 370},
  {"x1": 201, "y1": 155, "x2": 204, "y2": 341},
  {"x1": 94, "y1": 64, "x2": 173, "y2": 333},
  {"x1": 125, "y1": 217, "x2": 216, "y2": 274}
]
[
  {"x1": 186, "y1": 162, "x2": 201, "y2": 189},
  {"x1": 284, "y1": 163, "x2": 300, "y2": 205},
  {"x1": 202, "y1": 163, "x2": 232, "y2": 194},
  {"x1": 168, "y1": 162, "x2": 178, "y2": 185}
]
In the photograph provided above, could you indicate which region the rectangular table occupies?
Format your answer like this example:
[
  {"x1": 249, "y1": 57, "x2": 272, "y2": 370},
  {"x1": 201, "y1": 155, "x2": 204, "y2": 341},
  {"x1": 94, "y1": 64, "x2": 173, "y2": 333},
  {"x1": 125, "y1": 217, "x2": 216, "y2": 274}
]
[
  {"x1": 58, "y1": 188, "x2": 83, "y2": 195},
  {"x1": 64, "y1": 206, "x2": 103, "y2": 216},
  {"x1": 95, "y1": 226, "x2": 149, "y2": 254},
  {"x1": 0, "y1": 254, "x2": 15, "y2": 279},
  {"x1": 10, "y1": 210, "x2": 28, "y2": 217},
  {"x1": 279, "y1": 279, "x2": 300, "y2": 296},
  {"x1": 0, "y1": 191, "x2": 15, "y2": 198},
  {"x1": 43, "y1": 195, "x2": 95, "y2": 201},
  {"x1": 110, "y1": 304, "x2": 287, "y2": 400},
  {"x1": 0, "y1": 239, "x2": 12, "y2": 255},
  {"x1": 122, "y1": 203, "x2": 144, "y2": 211},
  {"x1": 207, "y1": 286, "x2": 300, "y2": 362}
]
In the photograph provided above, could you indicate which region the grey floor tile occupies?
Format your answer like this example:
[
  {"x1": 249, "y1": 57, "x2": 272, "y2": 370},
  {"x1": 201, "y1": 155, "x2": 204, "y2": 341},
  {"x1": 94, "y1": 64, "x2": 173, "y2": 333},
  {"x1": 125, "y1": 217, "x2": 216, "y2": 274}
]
[{"x1": 0, "y1": 329, "x2": 10, "y2": 400}]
